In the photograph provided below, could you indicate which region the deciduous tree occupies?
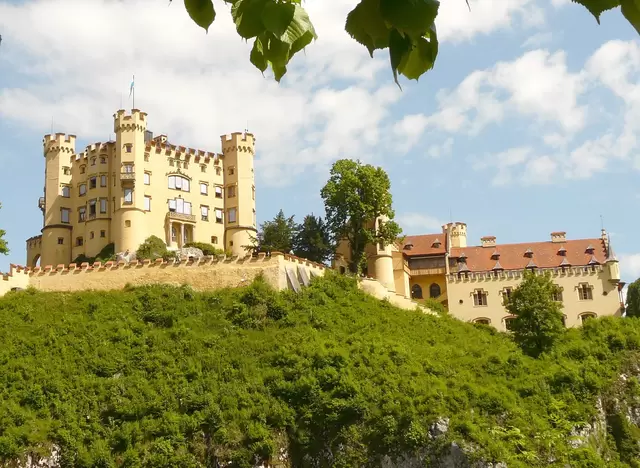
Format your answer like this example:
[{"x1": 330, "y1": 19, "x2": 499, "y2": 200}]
[
  {"x1": 626, "y1": 278, "x2": 640, "y2": 318},
  {"x1": 507, "y1": 271, "x2": 565, "y2": 358},
  {"x1": 0, "y1": 202, "x2": 8, "y2": 255},
  {"x1": 293, "y1": 214, "x2": 333, "y2": 264},
  {"x1": 320, "y1": 159, "x2": 402, "y2": 274},
  {"x1": 177, "y1": 0, "x2": 640, "y2": 85}
]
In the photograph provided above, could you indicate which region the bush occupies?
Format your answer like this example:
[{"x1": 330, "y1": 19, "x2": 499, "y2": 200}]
[
  {"x1": 183, "y1": 242, "x2": 224, "y2": 256},
  {"x1": 72, "y1": 243, "x2": 116, "y2": 265},
  {"x1": 136, "y1": 236, "x2": 170, "y2": 260}
]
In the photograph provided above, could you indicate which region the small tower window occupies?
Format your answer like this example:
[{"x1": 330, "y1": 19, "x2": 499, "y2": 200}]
[
  {"x1": 228, "y1": 166, "x2": 235, "y2": 175},
  {"x1": 90, "y1": 157, "x2": 96, "y2": 166},
  {"x1": 57, "y1": 237, "x2": 64, "y2": 245},
  {"x1": 125, "y1": 144, "x2": 132, "y2": 153},
  {"x1": 76, "y1": 237, "x2": 84, "y2": 246},
  {"x1": 227, "y1": 185, "x2": 236, "y2": 198},
  {"x1": 228, "y1": 208, "x2": 237, "y2": 223}
]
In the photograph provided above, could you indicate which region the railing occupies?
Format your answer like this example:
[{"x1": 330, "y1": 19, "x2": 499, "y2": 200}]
[
  {"x1": 120, "y1": 172, "x2": 135, "y2": 180},
  {"x1": 167, "y1": 211, "x2": 196, "y2": 222},
  {"x1": 409, "y1": 267, "x2": 446, "y2": 276}
]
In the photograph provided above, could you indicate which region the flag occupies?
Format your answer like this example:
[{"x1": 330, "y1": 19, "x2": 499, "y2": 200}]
[{"x1": 129, "y1": 75, "x2": 135, "y2": 98}]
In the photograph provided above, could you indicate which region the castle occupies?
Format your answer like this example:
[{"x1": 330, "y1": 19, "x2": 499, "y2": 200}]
[
  {"x1": 336, "y1": 221, "x2": 626, "y2": 329},
  {"x1": 26, "y1": 109, "x2": 257, "y2": 267}
]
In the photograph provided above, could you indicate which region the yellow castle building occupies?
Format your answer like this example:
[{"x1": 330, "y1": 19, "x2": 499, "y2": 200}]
[
  {"x1": 26, "y1": 109, "x2": 257, "y2": 267},
  {"x1": 336, "y1": 221, "x2": 625, "y2": 330}
]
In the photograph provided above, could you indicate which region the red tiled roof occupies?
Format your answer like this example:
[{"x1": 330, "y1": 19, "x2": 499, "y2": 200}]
[
  {"x1": 451, "y1": 238, "x2": 607, "y2": 272},
  {"x1": 401, "y1": 234, "x2": 446, "y2": 256}
]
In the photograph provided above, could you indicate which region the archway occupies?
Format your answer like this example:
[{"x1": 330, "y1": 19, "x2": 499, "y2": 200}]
[{"x1": 31, "y1": 254, "x2": 41, "y2": 268}]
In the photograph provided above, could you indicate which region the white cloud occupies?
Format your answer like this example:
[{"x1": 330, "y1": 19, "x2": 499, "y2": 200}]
[
  {"x1": 621, "y1": 253, "x2": 640, "y2": 282},
  {"x1": 522, "y1": 31, "x2": 554, "y2": 49},
  {"x1": 0, "y1": 0, "x2": 546, "y2": 188},
  {"x1": 396, "y1": 213, "x2": 444, "y2": 234},
  {"x1": 427, "y1": 138, "x2": 454, "y2": 158}
]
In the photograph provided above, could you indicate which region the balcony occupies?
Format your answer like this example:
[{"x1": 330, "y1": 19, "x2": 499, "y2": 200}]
[
  {"x1": 167, "y1": 211, "x2": 196, "y2": 223},
  {"x1": 409, "y1": 266, "x2": 447, "y2": 277},
  {"x1": 120, "y1": 172, "x2": 135, "y2": 181}
]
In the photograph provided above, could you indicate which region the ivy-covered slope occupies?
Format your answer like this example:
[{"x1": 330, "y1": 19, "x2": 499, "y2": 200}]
[{"x1": 1, "y1": 273, "x2": 640, "y2": 467}]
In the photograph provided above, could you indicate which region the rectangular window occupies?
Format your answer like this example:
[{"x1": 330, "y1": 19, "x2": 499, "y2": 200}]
[
  {"x1": 78, "y1": 207, "x2": 86, "y2": 222},
  {"x1": 168, "y1": 199, "x2": 177, "y2": 212},
  {"x1": 124, "y1": 188, "x2": 133, "y2": 204},
  {"x1": 61, "y1": 186, "x2": 70, "y2": 198},
  {"x1": 144, "y1": 196, "x2": 151, "y2": 211},
  {"x1": 76, "y1": 237, "x2": 84, "y2": 246},
  {"x1": 144, "y1": 172, "x2": 150, "y2": 185},
  {"x1": 215, "y1": 208, "x2": 223, "y2": 223},
  {"x1": 89, "y1": 177, "x2": 97, "y2": 189},
  {"x1": 552, "y1": 290, "x2": 563, "y2": 302},
  {"x1": 252, "y1": 185, "x2": 255, "y2": 200},
  {"x1": 91, "y1": 158, "x2": 96, "y2": 166},
  {"x1": 502, "y1": 288, "x2": 512, "y2": 306},
  {"x1": 89, "y1": 199, "x2": 97, "y2": 217},
  {"x1": 90, "y1": 231, "x2": 95, "y2": 239},
  {"x1": 100, "y1": 157, "x2": 106, "y2": 164},
  {"x1": 79, "y1": 184, "x2": 86, "y2": 196},
  {"x1": 80, "y1": 166, "x2": 86, "y2": 174},
  {"x1": 61, "y1": 208, "x2": 70, "y2": 224},
  {"x1": 201, "y1": 165, "x2": 206, "y2": 173},
  {"x1": 201, "y1": 205, "x2": 209, "y2": 221},
  {"x1": 474, "y1": 290, "x2": 488, "y2": 306},
  {"x1": 211, "y1": 236, "x2": 218, "y2": 244},
  {"x1": 215, "y1": 186, "x2": 223, "y2": 198},
  {"x1": 125, "y1": 145, "x2": 132, "y2": 153},
  {"x1": 227, "y1": 185, "x2": 236, "y2": 198},
  {"x1": 578, "y1": 284, "x2": 593, "y2": 301},
  {"x1": 100, "y1": 230, "x2": 106, "y2": 238},
  {"x1": 215, "y1": 167, "x2": 221, "y2": 176},
  {"x1": 100, "y1": 198, "x2": 107, "y2": 213},
  {"x1": 228, "y1": 166, "x2": 235, "y2": 175},
  {"x1": 228, "y1": 207, "x2": 237, "y2": 223},
  {"x1": 123, "y1": 164, "x2": 133, "y2": 173},
  {"x1": 57, "y1": 237, "x2": 64, "y2": 245},
  {"x1": 200, "y1": 183, "x2": 208, "y2": 195},
  {"x1": 100, "y1": 175, "x2": 107, "y2": 187}
]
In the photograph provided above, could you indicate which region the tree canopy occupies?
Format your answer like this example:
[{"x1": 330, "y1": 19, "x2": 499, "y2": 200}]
[
  {"x1": 178, "y1": 0, "x2": 640, "y2": 85},
  {"x1": 0, "y1": 203, "x2": 8, "y2": 256},
  {"x1": 506, "y1": 271, "x2": 566, "y2": 358},
  {"x1": 626, "y1": 278, "x2": 640, "y2": 318},
  {"x1": 292, "y1": 214, "x2": 333, "y2": 264},
  {"x1": 247, "y1": 209, "x2": 298, "y2": 254},
  {"x1": 321, "y1": 159, "x2": 402, "y2": 274}
]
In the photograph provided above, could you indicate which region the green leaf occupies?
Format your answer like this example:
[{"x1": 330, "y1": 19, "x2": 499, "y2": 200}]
[
  {"x1": 250, "y1": 36, "x2": 268, "y2": 73},
  {"x1": 571, "y1": 0, "x2": 620, "y2": 23},
  {"x1": 345, "y1": 0, "x2": 391, "y2": 57},
  {"x1": 263, "y1": 34, "x2": 291, "y2": 82},
  {"x1": 380, "y1": 0, "x2": 440, "y2": 37},
  {"x1": 388, "y1": 29, "x2": 412, "y2": 87},
  {"x1": 621, "y1": 0, "x2": 640, "y2": 33},
  {"x1": 276, "y1": 4, "x2": 318, "y2": 46},
  {"x1": 184, "y1": 0, "x2": 216, "y2": 32},
  {"x1": 262, "y1": 2, "x2": 296, "y2": 37},
  {"x1": 397, "y1": 25, "x2": 438, "y2": 80},
  {"x1": 290, "y1": 29, "x2": 316, "y2": 56},
  {"x1": 232, "y1": 0, "x2": 268, "y2": 39}
]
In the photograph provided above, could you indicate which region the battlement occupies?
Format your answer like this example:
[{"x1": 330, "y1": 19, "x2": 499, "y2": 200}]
[
  {"x1": 114, "y1": 109, "x2": 148, "y2": 133},
  {"x1": 69, "y1": 142, "x2": 114, "y2": 165},
  {"x1": 221, "y1": 132, "x2": 255, "y2": 155},
  {"x1": 146, "y1": 139, "x2": 222, "y2": 165},
  {"x1": 447, "y1": 265, "x2": 605, "y2": 283},
  {"x1": 43, "y1": 133, "x2": 76, "y2": 154},
  {"x1": 4, "y1": 252, "x2": 326, "y2": 296},
  {"x1": 26, "y1": 235, "x2": 42, "y2": 248}
]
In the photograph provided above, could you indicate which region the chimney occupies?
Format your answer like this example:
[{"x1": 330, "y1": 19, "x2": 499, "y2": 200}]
[
  {"x1": 480, "y1": 236, "x2": 496, "y2": 248},
  {"x1": 550, "y1": 231, "x2": 566, "y2": 243}
]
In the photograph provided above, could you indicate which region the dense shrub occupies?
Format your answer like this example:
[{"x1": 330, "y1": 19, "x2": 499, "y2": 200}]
[
  {"x1": 184, "y1": 241, "x2": 224, "y2": 256},
  {"x1": 0, "y1": 272, "x2": 639, "y2": 466}
]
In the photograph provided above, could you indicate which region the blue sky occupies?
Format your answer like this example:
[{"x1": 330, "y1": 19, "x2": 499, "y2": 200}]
[{"x1": 0, "y1": 0, "x2": 639, "y2": 284}]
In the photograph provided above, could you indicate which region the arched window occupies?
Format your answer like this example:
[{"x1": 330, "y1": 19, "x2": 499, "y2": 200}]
[
  {"x1": 411, "y1": 284, "x2": 423, "y2": 299},
  {"x1": 429, "y1": 283, "x2": 441, "y2": 298},
  {"x1": 503, "y1": 316, "x2": 516, "y2": 331},
  {"x1": 61, "y1": 186, "x2": 70, "y2": 198},
  {"x1": 168, "y1": 175, "x2": 190, "y2": 192},
  {"x1": 473, "y1": 318, "x2": 490, "y2": 325},
  {"x1": 580, "y1": 312, "x2": 597, "y2": 324}
]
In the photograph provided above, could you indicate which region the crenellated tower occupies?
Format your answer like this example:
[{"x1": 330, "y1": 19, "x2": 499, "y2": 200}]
[
  {"x1": 112, "y1": 109, "x2": 149, "y2": 253},
  {"x1": 364, "y1": 216, "x2": 396, "y2": 292},
  {"x1": 221, "y1": 132, "x2": 257, "y2": 256},
  {"x1": 37, "y1": 133, "x2": 77, "y2": 267}
]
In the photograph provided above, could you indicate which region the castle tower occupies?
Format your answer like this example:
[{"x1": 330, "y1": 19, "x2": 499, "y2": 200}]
[
  {"x1": 605, "y1": 234, "x2": 620, "y2": 283},
  {"x1": 365, "y1": 216, "x2": 396, "y2": 292},
  {"x1": 221, "y1": 132, "x2": 257, "y2": 256},
  {"x1": 443, "y1": 222, "x2": 467, "y2": 249},
  {"x1": 38, "y1": 133, "x2": 76, "y2": 267},
  {"x1": 112, "y1": 109, "x2": 148, "y2": 253}
]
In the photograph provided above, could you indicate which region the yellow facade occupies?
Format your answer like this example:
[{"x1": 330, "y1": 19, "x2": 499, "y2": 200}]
[{"x1": 26, "y1": 109, "x2": 257, "y2": 267}]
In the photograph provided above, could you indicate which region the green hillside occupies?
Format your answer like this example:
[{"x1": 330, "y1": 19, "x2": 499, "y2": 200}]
[{"x1": 1, "y1": 273, "x2": 640, "y2": 467}]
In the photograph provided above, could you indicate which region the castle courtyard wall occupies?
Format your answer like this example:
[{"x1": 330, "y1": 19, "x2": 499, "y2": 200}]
[{"x1": 4, "y1": 252, "x2": 326, "y2": 296}]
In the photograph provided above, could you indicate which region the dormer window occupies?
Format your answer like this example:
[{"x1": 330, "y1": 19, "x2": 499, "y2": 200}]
[
  {"x1": 403, "y1": 242, "x2": 414, "y2": 251},
  {"x1": 457, "y1": 252, "x2": 467, "y2": 262},
  {"x1": 524, "y1": 248, "x2": 533, "y2": 257},
  {"x1": 557, "y1": 246, "x2": 567, "y2": 256},
  {"x1": 585, "y1": 244, "x2": 595, "y2": 254},
  {"x1": 431, "y1": 238, "x2": 441, "y2": 248},
  {"x1": 491, "y1": 249, "x2": 500, "y2": 260}
]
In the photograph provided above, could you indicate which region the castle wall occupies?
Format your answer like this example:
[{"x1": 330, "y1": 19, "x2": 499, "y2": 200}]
[
  {"x1": 13, "y1": 252, "x2": 326, "y2": 296},
  {"x1": 0, "y1": 266, "x2": 31, "y2": 296},
  {"x1": 446, "y1": 266, "x2": 623, "y2": 330}
]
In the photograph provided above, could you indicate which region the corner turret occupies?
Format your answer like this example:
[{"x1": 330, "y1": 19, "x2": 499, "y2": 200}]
[
  {"x1": 220, "y1": 132, "x2": 257, "y2": 256},
  {"x1": 443, "y1": 222, "x2": 467, "y2": 249},
  {"x1": 605, "y1": 234, "x2": 620, "y2": 283}
]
